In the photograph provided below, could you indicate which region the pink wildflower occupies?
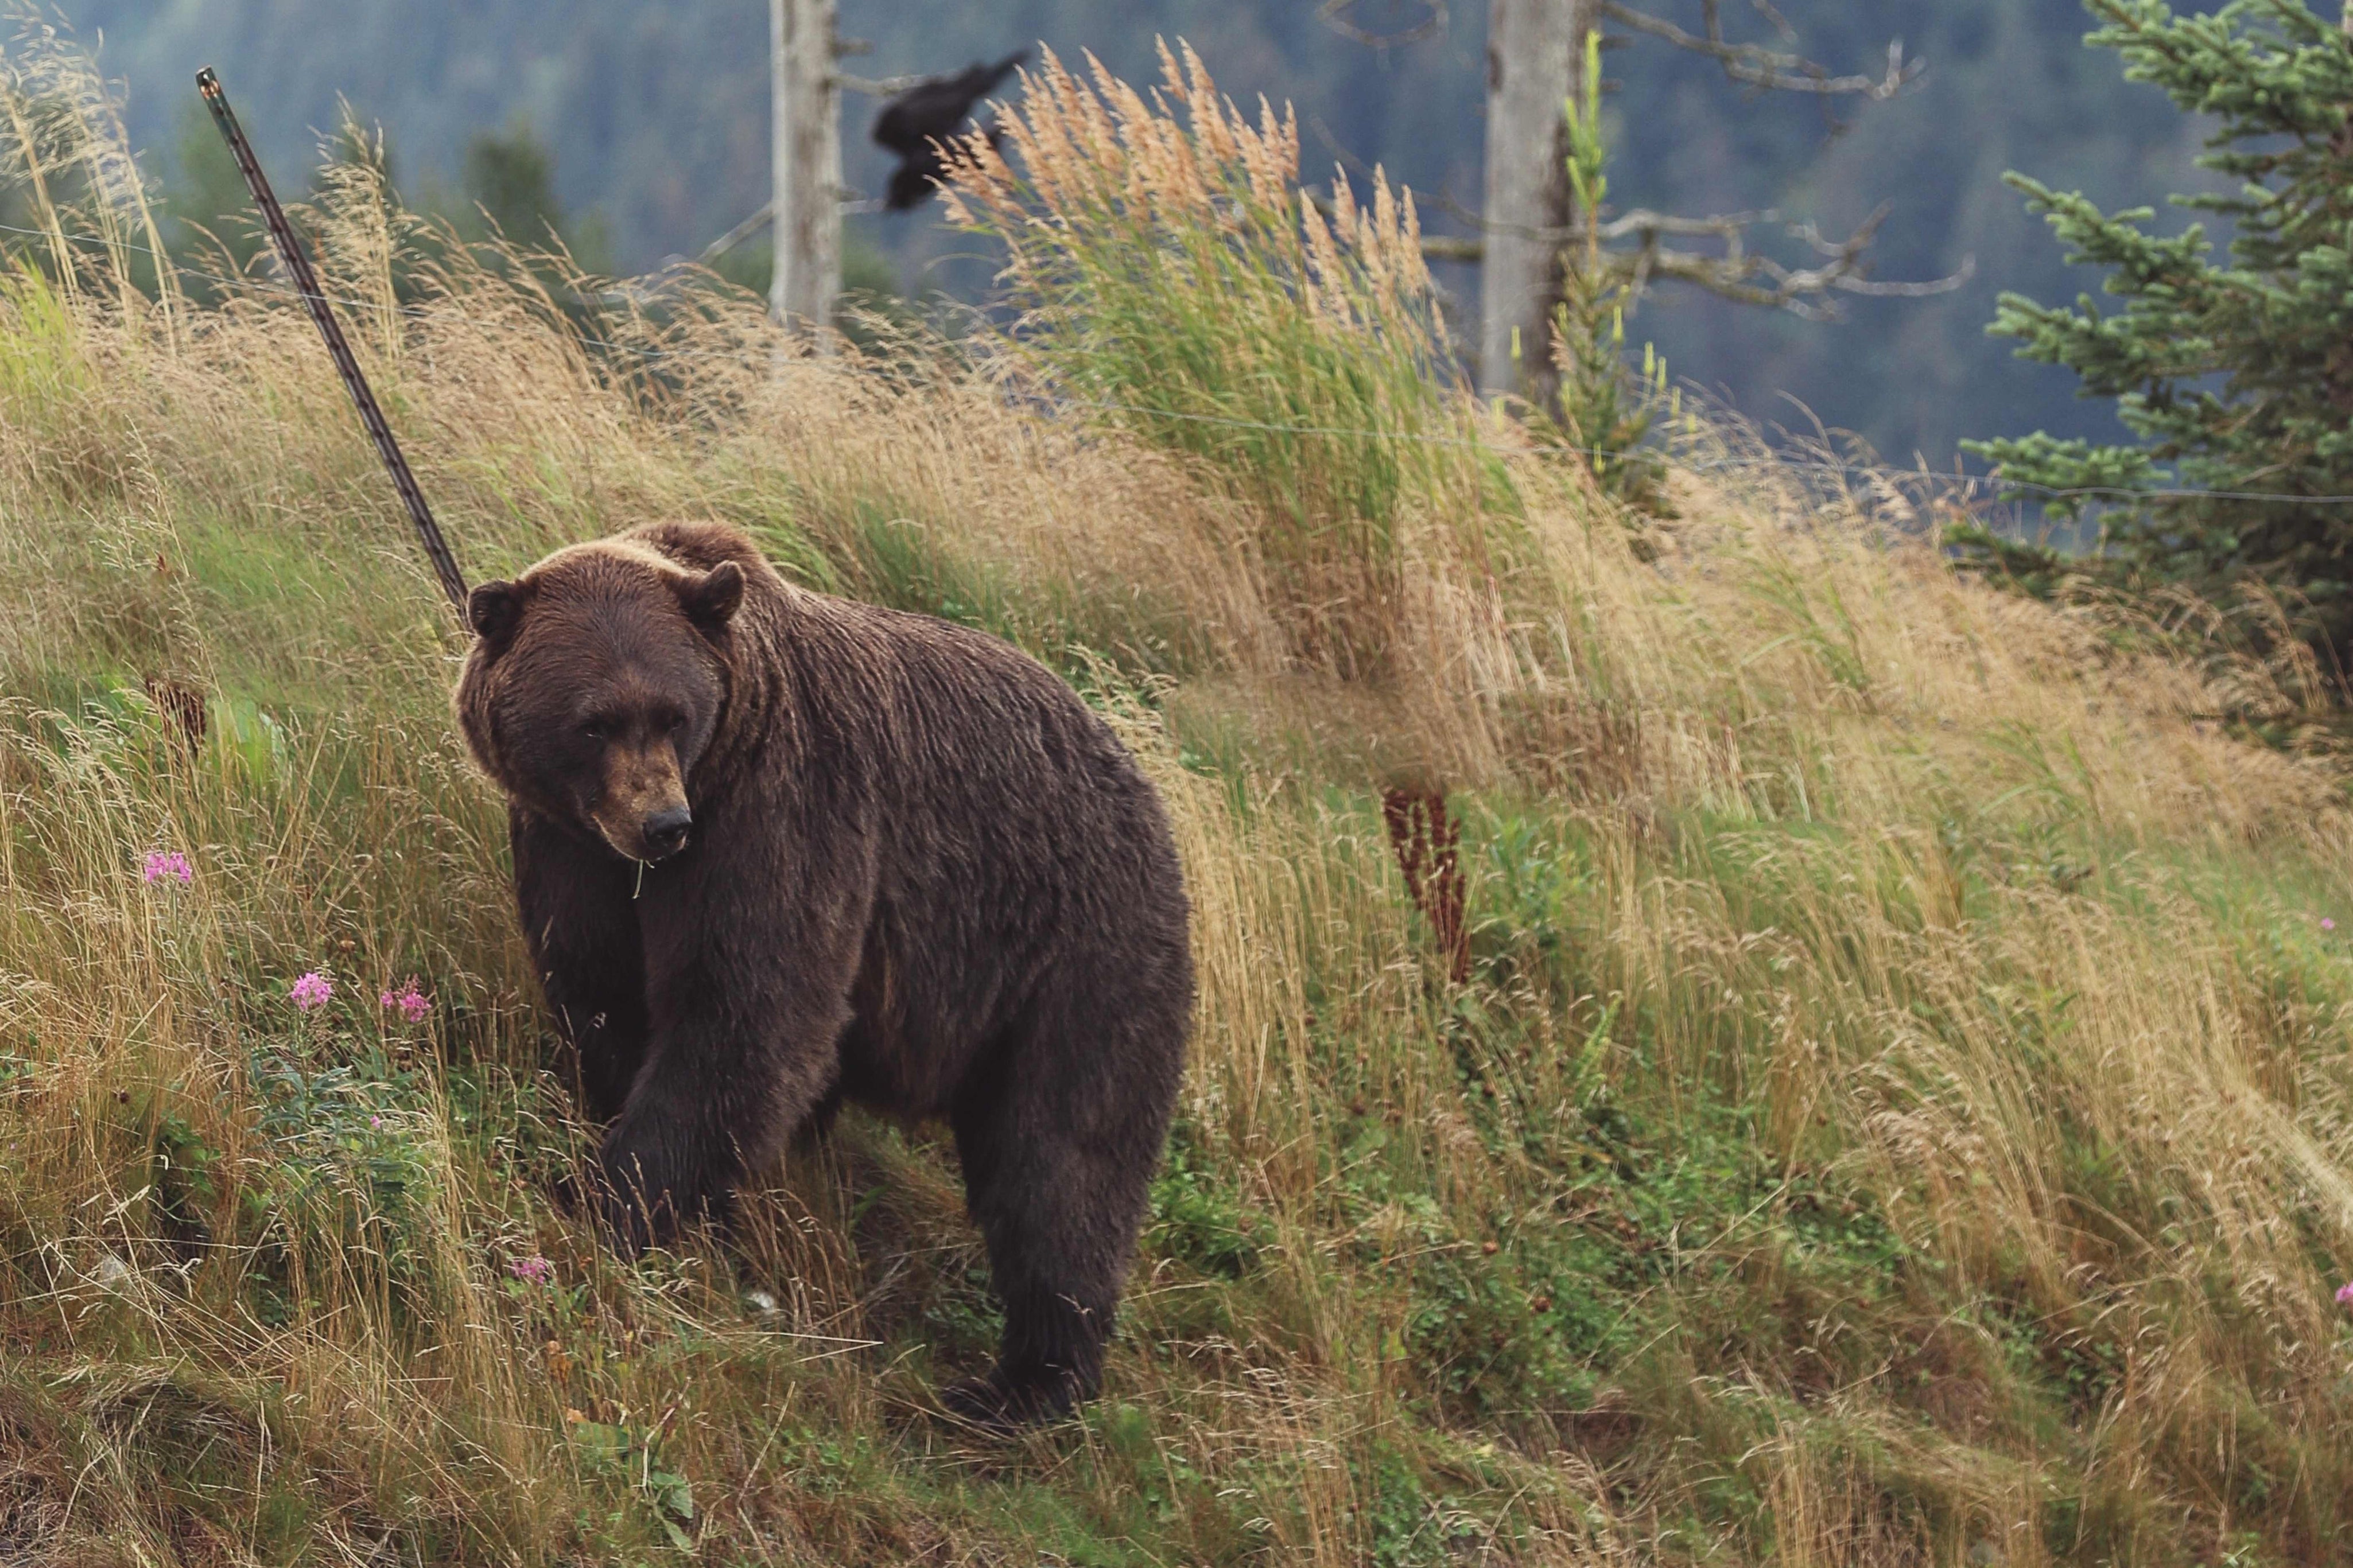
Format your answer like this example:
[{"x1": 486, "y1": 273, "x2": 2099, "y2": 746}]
[
  {"x1": 142, "y1": 850, "x2": 192, "y2": 885},
  {"x1": 379, "y1": 978, "x2": 430, "y2": 1023},
  {"x1": 508, "y1": 1255, "x2": 554, "y2": 1285},
  {"x1": 2325, "y1": 917, "x2": 2338, "y2": 933},
  {"x1": 2338, "y1": 1281, "x2": 2353, "y2": 1311},
  {"x1": 289, "y1": 971, "x2": 333, "y2": 1011}
]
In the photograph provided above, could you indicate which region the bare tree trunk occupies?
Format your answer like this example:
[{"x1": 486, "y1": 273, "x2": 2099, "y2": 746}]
[
  {"x1": 770, "y1": 0, "x2": 840, "y2": 341},
  {"x1": 1480, "y1": 0, "x2": 1596, "y2": 402}
]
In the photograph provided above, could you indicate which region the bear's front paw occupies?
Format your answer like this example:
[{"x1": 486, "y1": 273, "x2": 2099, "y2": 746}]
[
  {"x1": 550, "y1": 1168, "x2": 585, "y2": 1219},
  {"x1": 585, "y1": 1147, "x2": 675, "y2": 1259},
  {"x1": 597, "y1": 1185, "x2": 659, "y2": 1260}
]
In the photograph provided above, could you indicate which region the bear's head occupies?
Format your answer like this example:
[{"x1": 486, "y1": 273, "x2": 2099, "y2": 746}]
[{"x1": 455, "y1": 539, "x2": 744, "y2": 864}]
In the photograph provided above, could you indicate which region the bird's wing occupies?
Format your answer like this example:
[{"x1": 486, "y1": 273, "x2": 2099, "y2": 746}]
[
  {"x1": 873, "y1": 76, "x2": 972, "y2": 153},
  {"x1": 977, "y1": 49, "x2": 1031, "y2": 98},
  {"x1": 873, "y1": 52, "x2": 1032, "y2": 155}
]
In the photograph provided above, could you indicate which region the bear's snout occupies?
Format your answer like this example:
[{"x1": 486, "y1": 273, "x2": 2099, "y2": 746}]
[
  {"x1": 642, "y1": 807, "x2": 692, "y2": 860},
  {"x1": 592, "y1": 740, "x2": 694, "y2": 864}
]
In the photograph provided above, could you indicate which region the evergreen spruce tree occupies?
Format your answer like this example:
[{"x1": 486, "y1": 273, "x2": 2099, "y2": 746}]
[{"x1": 1963, "y1": 0, "x2": 2353, "y2": 663}]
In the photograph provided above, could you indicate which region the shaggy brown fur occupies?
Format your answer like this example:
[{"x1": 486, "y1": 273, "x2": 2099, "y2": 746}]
[{"x1": 455, "y1": 520, "x2": 1194, "y2": 1425}]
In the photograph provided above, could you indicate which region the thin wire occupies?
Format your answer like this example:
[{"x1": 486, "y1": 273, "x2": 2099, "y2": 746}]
[
  {"x1": 10, "y1": 216, "x2": 2353, "y2": 509},
  {"x1": 1039, "y1": 396, "x2": 2352, "y2": 507}
]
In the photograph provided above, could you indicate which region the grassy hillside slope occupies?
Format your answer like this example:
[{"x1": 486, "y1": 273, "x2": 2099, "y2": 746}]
[{"x1": 6, "y1": 42, "x2": 2353, "y2": 1568}]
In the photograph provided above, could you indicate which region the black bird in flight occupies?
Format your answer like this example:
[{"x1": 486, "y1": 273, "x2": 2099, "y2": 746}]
[{"x1": 872, "y1": 49, "x2": 1029, "y2": 211}]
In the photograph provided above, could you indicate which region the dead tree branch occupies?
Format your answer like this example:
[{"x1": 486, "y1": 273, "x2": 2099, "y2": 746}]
[
  {"x1": 1315, "y1": 0, "x2": 1450, "y2": 48},
  {"x1": 1400, "y1": 197, "x2": 1975, "y2": 318},
  {"x1": 1605, "y1": 203, "x2": 1971, "y2": 318},
  {"x1": 700, "y1": 203, "x2": 775, "y2": 262},
  {"x1": 834, "y1": 72, "x2": 927, "y2": 98},
  {"x1": 1597, "y1": 1, "x2": 1916, "y2": 98}
]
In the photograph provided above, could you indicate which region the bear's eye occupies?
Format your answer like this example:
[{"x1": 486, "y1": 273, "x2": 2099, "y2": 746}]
[
  {"x1": 580, "y1": 722, "x2": 606, "y2": 741},
  {"x1": 665, "y1": 714, "x2": 688, "y2": 733}
]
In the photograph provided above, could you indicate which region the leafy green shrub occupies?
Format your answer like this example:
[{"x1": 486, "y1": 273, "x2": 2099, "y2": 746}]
[
  {"x1": 242, "y1": 1047, "x2": 441, "y2": 1322},
  {"x1": 1147, "y1": 1126, "x2": 1271, "y2": 1280},
  {"x1": 569, "y1": 1417, "x2": 699, "y2": 1552}
]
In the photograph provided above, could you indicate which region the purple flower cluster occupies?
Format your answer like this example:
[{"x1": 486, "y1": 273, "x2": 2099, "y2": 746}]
[
  {"x1": 142, "y1": 850, "x2": 192, "y2": 885},
  {"x1": 289, "y1": 970, "x2": 333, "y2": 1011},
  {"x1": 380, "y1": 978, "x2": 431, "y2": 1023},
  {"x1": 2337, "y1": 1281, "x2": 2353, "y2": 1311},
  {"x1": 508, "y1": 1254, "x2": 554, "y2": 1285}
]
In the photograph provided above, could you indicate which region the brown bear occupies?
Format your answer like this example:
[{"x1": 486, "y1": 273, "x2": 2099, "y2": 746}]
[{"x1": 455, "y1": 519, "x2": 1193, "y2": 1425}]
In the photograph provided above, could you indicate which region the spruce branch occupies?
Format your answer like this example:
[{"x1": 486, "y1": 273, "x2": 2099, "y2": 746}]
[{"x1": 1961, "y1": 0, "x2": 2353, "y2": 664}]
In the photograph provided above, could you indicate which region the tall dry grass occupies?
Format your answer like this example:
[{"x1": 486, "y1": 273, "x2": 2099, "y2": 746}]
[
  {"x1": 1, "y1": 30, "x2": 2351, "y2": 1568},
  {"x1": 942, "y1": 41, "x2": 1532, "y2": 735}
]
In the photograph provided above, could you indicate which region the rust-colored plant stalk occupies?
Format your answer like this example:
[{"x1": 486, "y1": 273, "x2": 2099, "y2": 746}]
[{"x1": 1382, "y1": 784, "x2": 1468, "y2": 984}]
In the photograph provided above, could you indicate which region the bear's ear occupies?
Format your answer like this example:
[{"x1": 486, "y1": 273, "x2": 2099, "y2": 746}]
[
  {"x1": 678, "y1": 561, "x2": 744, "y2": 632},
  {"x1": 468, "y1": 579, "x2": 529, "y2": 645}
]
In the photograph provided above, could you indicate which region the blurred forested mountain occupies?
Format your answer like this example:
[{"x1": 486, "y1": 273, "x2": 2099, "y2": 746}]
[{"x1": 66, "y1": 0, "x2": 2220, "y2": 466}]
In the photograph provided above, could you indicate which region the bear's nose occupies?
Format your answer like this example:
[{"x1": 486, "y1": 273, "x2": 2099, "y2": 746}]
[{"x1": 642, "y1": 807, "x2": 692, "y2": 859}]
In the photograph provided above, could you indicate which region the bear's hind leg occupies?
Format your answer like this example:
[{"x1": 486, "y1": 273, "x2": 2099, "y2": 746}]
[{"x1": 943, "y1": 1005, "x2": 1181, "y2": 1427}]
